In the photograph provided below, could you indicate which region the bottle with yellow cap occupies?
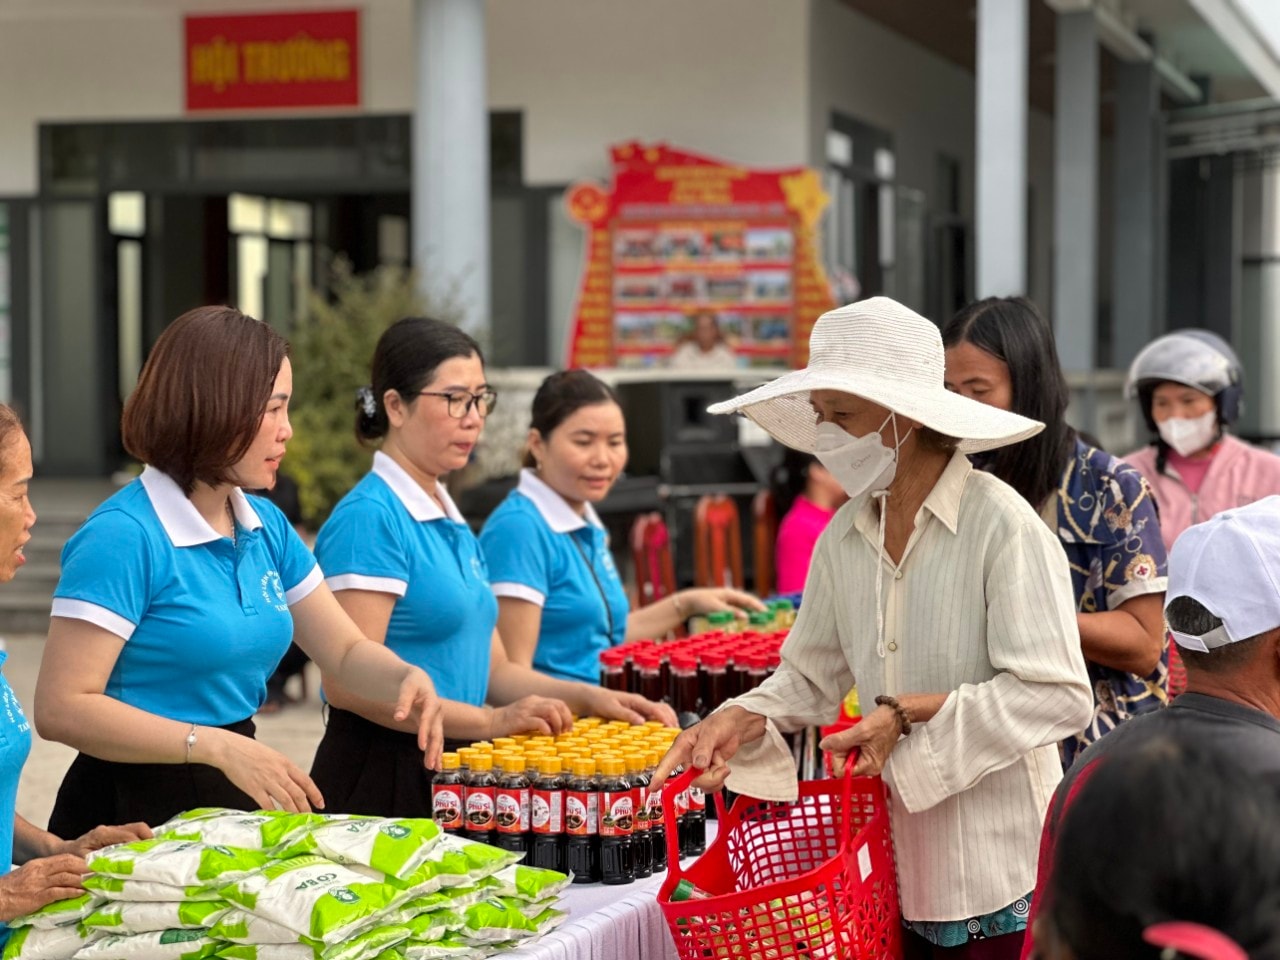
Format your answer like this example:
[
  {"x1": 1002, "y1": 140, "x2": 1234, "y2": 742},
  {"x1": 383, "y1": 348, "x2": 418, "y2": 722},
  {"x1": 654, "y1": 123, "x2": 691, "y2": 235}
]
[
  {"x1": 494, "y1": 753, "x2": 531, "y2": 857},
  {"x1": 565, "y1": 758, "x2": 600, "y2": 883},
  {"x1": 464, "y1": 752, "x2": 497, "y2": 845},
  {"x1": 598, "y1": 757, "x2": 635, "y2": 885},
  {"x1": 432, "y1": 752, "x2": 464, "y2": 835},
  {"x1": 530, "y1": 754, "x2": 566, "y2": 872}
]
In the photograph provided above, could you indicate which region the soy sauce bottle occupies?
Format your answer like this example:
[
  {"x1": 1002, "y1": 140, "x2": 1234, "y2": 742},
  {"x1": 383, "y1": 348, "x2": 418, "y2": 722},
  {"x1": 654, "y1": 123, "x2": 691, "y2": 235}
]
[
  {"x1": 645, "y1": 749, "x2": 668, "y2": 871},
  {"x1": 565, "y1": 758, "x2": 600, "y2": 883},
  {"x1": 464, "y1": 753, "x2": 497, "y2": 845},
  {"x1": 598, "y1": 758, "x2": 635, "y2": 885},
  {"x1": 493, "y1": 753, "x2": 531, "y2": 857},
  {"x1": 530, "y1": 755, "x2": 566, "y2": 873},
  {"x1": 431, "y1": 752, "x2": 465, "y2": 835},
  {"x1": 624, "y1": 752, "x2": 652, "y2": 878}
]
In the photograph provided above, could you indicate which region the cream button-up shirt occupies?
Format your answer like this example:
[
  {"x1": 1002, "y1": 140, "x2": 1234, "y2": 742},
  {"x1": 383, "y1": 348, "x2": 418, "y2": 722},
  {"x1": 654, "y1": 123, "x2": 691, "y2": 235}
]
[{"x1": 725, "y1": 451, "x2": 1092, "y2": 923}]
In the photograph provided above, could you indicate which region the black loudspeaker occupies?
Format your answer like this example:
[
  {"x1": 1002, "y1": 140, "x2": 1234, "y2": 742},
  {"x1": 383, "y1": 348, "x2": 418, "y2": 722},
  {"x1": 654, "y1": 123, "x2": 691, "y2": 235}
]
[{"x1": 615, "y1": 380, "x2": 741, "y2": 476}]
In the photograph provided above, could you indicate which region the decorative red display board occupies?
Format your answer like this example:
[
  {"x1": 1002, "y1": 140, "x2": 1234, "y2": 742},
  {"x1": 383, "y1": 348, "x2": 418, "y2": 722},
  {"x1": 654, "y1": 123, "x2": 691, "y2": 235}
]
[{"x1": 564, "y1": 143, "x2": 836, "y2": 369}]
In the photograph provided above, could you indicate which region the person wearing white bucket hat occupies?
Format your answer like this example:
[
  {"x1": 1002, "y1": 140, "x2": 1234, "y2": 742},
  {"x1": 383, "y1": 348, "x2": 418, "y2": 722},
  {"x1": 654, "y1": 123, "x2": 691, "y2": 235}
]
[{"x1": 653, "y1": 297, "x2": 1093, "y2": 958}]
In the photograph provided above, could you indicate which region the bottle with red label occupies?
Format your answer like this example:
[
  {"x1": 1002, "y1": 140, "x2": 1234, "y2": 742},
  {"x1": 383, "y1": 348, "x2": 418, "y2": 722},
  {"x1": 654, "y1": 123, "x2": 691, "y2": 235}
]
[
  {"x1": 493, "y1": 753, "x2": 531, "y2": 857},
  {"x1": 432, "y1": 752, "x2": 464, "y2": 835},
  {"x1": 464, "y1": 753, "x2": 497, "y2": 844},
  {"x1": 673, "y1": 769, "x2": 691, "y2": 858},
  {"x1": 597, "y1": 758, "x2": 635, "y2": 885},
  {"x1": 623, "y1": 752, "x2": 651, "y2": 878},
  {"x1": 683, "y1": 780, "x2": 707, "y2": 858},
  {"x1": 565, "y1": 758, "x2": 600, "y2": 883},
  {"x1": 529, "y1": 755, "x2": 565, "y2": 873},
  {"x1": 645, "y1": 748, "x2": 668, "y2": 871}
]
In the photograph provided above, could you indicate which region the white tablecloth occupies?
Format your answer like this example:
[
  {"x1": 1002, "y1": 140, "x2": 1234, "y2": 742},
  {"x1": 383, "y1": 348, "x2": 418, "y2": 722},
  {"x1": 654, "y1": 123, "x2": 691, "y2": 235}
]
[{"x1": 505, "y1": 821, "x2": 719, "y2": 960}]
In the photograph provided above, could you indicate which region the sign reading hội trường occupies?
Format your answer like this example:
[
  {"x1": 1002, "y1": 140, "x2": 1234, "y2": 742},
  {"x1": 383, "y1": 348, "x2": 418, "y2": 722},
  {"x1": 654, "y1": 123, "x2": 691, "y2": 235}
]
[{"x1": 185, "y1": 9, "x2": 360, "y2": 111}]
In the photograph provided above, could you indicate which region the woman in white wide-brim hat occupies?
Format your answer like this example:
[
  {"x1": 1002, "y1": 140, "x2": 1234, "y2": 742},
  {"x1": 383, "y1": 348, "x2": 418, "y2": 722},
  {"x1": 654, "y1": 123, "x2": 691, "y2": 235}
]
[{"x1": 654, "y1": 297, "x2": 1093, "y2": 958}]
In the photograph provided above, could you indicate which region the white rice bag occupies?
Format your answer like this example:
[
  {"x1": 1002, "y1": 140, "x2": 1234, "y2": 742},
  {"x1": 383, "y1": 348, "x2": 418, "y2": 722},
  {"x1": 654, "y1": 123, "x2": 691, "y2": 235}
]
[
  {"x1": 87, "y1": 841, "x2": 269, "y2": 888},
  {"x1": 457, "y1": 900, "x2": 566, "y2": 944},
  {"x1": 488, "y1": 865, "x2": 570, "y2": 902},
  {"x1": 81, "y1": 879, "x2": 224, "y2": 904},
  {"x1": 400, "y1": 938, "x2": 476, "y2": 960},
  {"x1": 214, "y1": 948, "x2": 311, "y2": 960},
  {"x1": 206, "y1": 911, "x2": 298, "y2": 946},
  {"x1": 72, "y1": 930, "x2": 221, "y2": 960},
  {"x1": 305, "y1": 820, "x2": 442, "y2": 880},
  {"x1": 217, "y1": 856, "x2": 402, "y2": 941},
  {"x1": 81, "y1": 902, "x2": 229, "y2": 936},
  {"x1": 153, "y1": 812, "x2": 325, "y2": 856},
  {"x1": 2, "y1": 924, "x2": 99, "y2": 960},
  {"x1": 8, "y1": 894, "x2": 102, "y2": 930},
  {"x1": 308, "y1": 924, "x2": 410, "y2": 960},
  {"x1": 403, "y1": 909, "x2": 465, "y2": 943}
]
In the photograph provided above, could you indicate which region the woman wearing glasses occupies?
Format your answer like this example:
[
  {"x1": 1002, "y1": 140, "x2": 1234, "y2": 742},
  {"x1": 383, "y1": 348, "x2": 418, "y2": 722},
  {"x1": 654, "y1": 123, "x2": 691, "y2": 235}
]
[{"x1": 309, "y1": 318, "x2": 672, "y2": 817}]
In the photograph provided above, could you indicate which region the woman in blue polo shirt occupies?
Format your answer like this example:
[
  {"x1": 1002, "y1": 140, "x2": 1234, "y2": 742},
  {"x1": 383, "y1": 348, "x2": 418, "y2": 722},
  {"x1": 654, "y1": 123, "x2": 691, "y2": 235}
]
[
  {"x1": 309, "y1": 318, "x2": 671, "y2": 817},
  {"x1": 481, "y1": 370, "x2": 762, "y2": 687},
  {"x1": 34, "y1": 307, "x2": 441, "y2": 837},
  {"x1": 0, "y1": 405, "x2": 150, "y2": 925}
]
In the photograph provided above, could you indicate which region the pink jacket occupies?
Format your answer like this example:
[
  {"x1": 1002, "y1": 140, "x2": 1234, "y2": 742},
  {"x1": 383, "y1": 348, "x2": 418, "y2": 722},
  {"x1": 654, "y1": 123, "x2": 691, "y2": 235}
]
[{"x1": 1122, "y1": 434, "x2": 1280, "y2": 552}]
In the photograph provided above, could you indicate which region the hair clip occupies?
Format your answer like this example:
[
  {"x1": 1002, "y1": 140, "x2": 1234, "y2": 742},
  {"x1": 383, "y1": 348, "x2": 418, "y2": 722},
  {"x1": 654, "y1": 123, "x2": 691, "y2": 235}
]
[
  {"x1": 1144, "y1": 922, "x2": 1248, "y2": 960},
  {"x1": 356, "y1": 386, "x2": 377, "y2": 418}
]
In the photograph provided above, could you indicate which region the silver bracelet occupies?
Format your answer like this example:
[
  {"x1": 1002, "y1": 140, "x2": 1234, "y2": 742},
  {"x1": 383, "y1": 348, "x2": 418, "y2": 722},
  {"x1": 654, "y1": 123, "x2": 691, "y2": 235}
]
[
  {"x1": 671, "y1": 592, "x2": 686, "y2": 622},
  {"x1": 185, "y1": 724, "x2": 198, "y2": 764}
]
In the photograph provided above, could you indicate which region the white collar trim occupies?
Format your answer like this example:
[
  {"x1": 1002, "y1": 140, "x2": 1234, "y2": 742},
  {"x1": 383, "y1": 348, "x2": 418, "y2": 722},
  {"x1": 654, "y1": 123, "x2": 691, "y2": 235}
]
[
  {"x1": 139, "y1": 466, "x2": 263, "y2": 548},
  {"x1": 373, "y1": 451, "x2": 464, "y2": 523},
  {"x1": 517, "y1": 468, "x2": 603, "y2": 534}
]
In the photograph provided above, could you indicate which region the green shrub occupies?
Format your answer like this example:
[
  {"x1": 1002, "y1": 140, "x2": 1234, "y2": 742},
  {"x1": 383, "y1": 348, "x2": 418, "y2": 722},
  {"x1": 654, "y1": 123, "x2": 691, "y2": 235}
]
[{"x1": 284, "y1": 258, "x2": 461, "y2": 528}]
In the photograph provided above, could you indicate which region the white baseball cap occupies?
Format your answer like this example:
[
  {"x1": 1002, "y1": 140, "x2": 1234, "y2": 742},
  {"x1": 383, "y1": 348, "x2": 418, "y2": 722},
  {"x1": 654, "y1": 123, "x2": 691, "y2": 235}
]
[{"x1": 1166, "y1": 496, "x2": 1280, "y2": 652}]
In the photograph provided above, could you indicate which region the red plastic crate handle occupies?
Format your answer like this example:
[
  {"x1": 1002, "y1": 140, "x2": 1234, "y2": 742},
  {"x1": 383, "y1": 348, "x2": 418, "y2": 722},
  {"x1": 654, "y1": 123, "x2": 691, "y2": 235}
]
[{"x1": 660, "y1": 756, "x2": 858, "y2": 890}]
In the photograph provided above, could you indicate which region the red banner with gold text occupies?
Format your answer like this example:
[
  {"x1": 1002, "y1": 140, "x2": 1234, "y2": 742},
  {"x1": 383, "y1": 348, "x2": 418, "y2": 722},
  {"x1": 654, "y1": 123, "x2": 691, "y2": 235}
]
[
  {"x1": 564, "y1": 143, "x2": 835, "y2": 369},
  {"x1": 186, "y1": 10, "x2": 360, "y2": 111}
]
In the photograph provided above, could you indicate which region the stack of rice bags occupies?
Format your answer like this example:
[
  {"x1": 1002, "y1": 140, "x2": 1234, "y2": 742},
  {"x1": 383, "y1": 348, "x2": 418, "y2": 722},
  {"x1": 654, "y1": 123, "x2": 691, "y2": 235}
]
[{"x1": 4, "y1": 810, "x2": 569, "y2": 960}]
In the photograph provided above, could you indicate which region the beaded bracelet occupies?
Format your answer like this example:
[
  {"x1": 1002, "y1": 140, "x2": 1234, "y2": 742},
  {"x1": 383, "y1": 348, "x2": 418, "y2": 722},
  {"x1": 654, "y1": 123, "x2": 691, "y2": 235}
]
[{"x1": 874, "y1": 695, "x2": 913, "y2": 736}]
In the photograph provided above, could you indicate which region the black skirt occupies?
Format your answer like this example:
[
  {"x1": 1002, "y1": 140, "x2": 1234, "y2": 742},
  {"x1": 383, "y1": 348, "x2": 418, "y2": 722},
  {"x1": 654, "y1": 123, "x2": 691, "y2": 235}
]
[
  {"x1": 310, "y1": 707, "x2": 461, "y2": 818},
  {"x1": 48, "y1": 718, "x2": 258, "y2": 836}
]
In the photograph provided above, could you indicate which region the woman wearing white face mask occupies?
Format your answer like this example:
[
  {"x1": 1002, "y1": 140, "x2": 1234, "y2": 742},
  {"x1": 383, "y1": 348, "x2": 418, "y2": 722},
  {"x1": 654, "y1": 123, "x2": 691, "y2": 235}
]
[
  {"x1": 1122, "y1": 330, "x2": 1280, "y2": 554},
  {"x1": 653, "y1": 298, "x2": 1093, "y2": 959}
]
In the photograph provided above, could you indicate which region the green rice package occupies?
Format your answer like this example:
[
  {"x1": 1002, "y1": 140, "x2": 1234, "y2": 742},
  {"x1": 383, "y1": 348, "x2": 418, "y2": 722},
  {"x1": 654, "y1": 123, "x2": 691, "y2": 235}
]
[
  {"x1": 206, "y1": 911, "x2": 298, "y2": 946},
  {"x1": 402, "y1": 909, "x2": 465, "y2": 943},
  {"x1": 489, "y1": 865, "x2": 570, "y2": 902},
  {"x1": 307, "y1": 924, "x2": 410, "y2": 960},
  {"x1": 457, "y1": 900, "x2": 566, "y2": 944},
  {"x1": 2, "y1": 923, "x2": 99, "y2": 960},
  {"x1": 8, "y1": 894, "x2": 102, "y2": 930},
  {"x1": 81, "y1": 902, "x2": 230, "y2": 936},
  {"x1": 155, "y1": 812, "x2": 327, "y2": 855},
  {"x1": 214, "y1": 947, "x2": 311, "y2": 960},
  {"x1": 306, "y1": 820, "x2": 442, "y2": 880},
  {"x1": 390, "y1": 893, "x2": 452, "y2": 917},
  {"x1": 399, "y1": 937, "x2": 476, "y2": 960},
  {"x1": 72, "y1": 930, "x2": 221, "y2": 960},
  {"x1": 354, "y1": 836, "x2": 518, "y2": 898},
  {"x1": 217, "y1": 856, "x2": 401, "y2": 941},
  {"x1": 81, "y1": 879, "x2": 224, "y2": 904},
  {"x1": 87, "y1": 841, "x2": 270, "y2": 888}
]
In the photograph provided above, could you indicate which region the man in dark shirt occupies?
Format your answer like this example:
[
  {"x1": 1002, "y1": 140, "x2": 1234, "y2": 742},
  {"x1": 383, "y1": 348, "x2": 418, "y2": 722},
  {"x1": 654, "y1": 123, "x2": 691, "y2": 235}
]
[{"x1": 1021, "y1": 496, "x2": 1280, "y2": 959}]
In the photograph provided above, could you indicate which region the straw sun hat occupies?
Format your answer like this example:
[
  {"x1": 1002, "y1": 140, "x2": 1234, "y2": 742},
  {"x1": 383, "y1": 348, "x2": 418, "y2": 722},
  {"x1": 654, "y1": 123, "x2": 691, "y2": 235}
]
[{"x1": 709, "y1": 297, "x2": 1043, "y2": 454}]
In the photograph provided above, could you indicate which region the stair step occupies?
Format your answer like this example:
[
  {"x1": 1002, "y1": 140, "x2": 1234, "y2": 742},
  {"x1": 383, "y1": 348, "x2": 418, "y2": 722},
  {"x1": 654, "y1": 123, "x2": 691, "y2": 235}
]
[{"x1": 0, "y1": 595, "x2": 52, "y2": 635}]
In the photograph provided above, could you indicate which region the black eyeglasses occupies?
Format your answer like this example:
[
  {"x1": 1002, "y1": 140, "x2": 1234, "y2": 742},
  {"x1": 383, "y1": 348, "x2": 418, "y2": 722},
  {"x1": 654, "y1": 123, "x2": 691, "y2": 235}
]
[{"x1": 418, "y1": 389, "x2": 499, "y2": 419}]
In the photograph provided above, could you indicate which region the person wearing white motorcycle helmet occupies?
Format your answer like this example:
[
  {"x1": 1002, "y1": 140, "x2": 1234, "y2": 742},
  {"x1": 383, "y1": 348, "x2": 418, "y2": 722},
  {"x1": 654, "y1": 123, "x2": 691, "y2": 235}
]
[{"x1": 1123, "y1": 330, "x2": 1280, "y2": 554}]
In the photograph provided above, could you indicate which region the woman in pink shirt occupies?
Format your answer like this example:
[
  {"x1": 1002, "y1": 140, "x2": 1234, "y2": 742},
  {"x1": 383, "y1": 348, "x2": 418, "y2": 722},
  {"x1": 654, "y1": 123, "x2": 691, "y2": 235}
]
[
  {"x1": 771, "y1": 448, "x2": 846, "y2": 593},
  {"x1": 1122, "y1": 330, "x2": 1280, "y2": 554}
]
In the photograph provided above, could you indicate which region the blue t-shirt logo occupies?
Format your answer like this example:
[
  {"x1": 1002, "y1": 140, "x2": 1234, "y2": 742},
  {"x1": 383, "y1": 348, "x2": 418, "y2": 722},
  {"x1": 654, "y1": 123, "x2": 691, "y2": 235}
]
[
  {"x1": 261, "y1": 571, "x2": 287, "y2": 612},
  {"x1": 470, "y1": 556, "x2": 484, "y2": 580}
]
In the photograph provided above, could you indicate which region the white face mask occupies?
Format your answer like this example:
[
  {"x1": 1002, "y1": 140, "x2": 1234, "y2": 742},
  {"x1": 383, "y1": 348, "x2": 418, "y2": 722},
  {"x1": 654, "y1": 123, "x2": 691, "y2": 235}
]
[
  {"x1": 1157, "y1": 410, "x2": 1219, "y2": 457},
  {"x1": 812, "y1": 415, "x2": 910, "y2": 499}
]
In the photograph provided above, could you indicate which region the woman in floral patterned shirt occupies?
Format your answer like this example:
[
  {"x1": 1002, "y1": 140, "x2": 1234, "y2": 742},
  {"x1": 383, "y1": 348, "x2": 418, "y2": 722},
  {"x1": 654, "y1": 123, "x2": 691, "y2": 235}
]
[{"x1": 943, "y1": 297, "x2": 1169, "y2": 768}]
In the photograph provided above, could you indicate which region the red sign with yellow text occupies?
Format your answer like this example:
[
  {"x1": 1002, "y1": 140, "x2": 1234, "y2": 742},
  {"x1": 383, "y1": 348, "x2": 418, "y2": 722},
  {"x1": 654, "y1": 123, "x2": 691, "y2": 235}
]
[
  {"x1": 564, "y1": 143, "x2": 835, "y2": 369},
  {"x1": 186, "y1": 10, "x2": 360, "y2": 111}
]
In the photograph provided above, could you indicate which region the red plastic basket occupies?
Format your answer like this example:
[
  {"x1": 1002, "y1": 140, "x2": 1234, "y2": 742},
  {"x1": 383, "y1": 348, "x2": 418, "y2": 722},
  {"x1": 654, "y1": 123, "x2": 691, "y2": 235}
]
[{"x1": 656, "y1": 765, "x2": 901, "y2": 960}]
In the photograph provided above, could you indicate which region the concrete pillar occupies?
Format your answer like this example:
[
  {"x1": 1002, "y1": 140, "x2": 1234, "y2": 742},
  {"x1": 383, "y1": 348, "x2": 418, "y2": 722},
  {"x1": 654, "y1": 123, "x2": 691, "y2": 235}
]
[
  {"x1": 413, "y1": 0, "x2": 489, "y2": 336},
  {"x1": 1053, "y1": 10, "x2": 1099, "y2": 373},
  {"x1": 976, "y1": 0, "x2": 1028, "y2": 298},
  {"x1": 1112, "y1": 61, "x2": 1160, "y2": 368}
]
